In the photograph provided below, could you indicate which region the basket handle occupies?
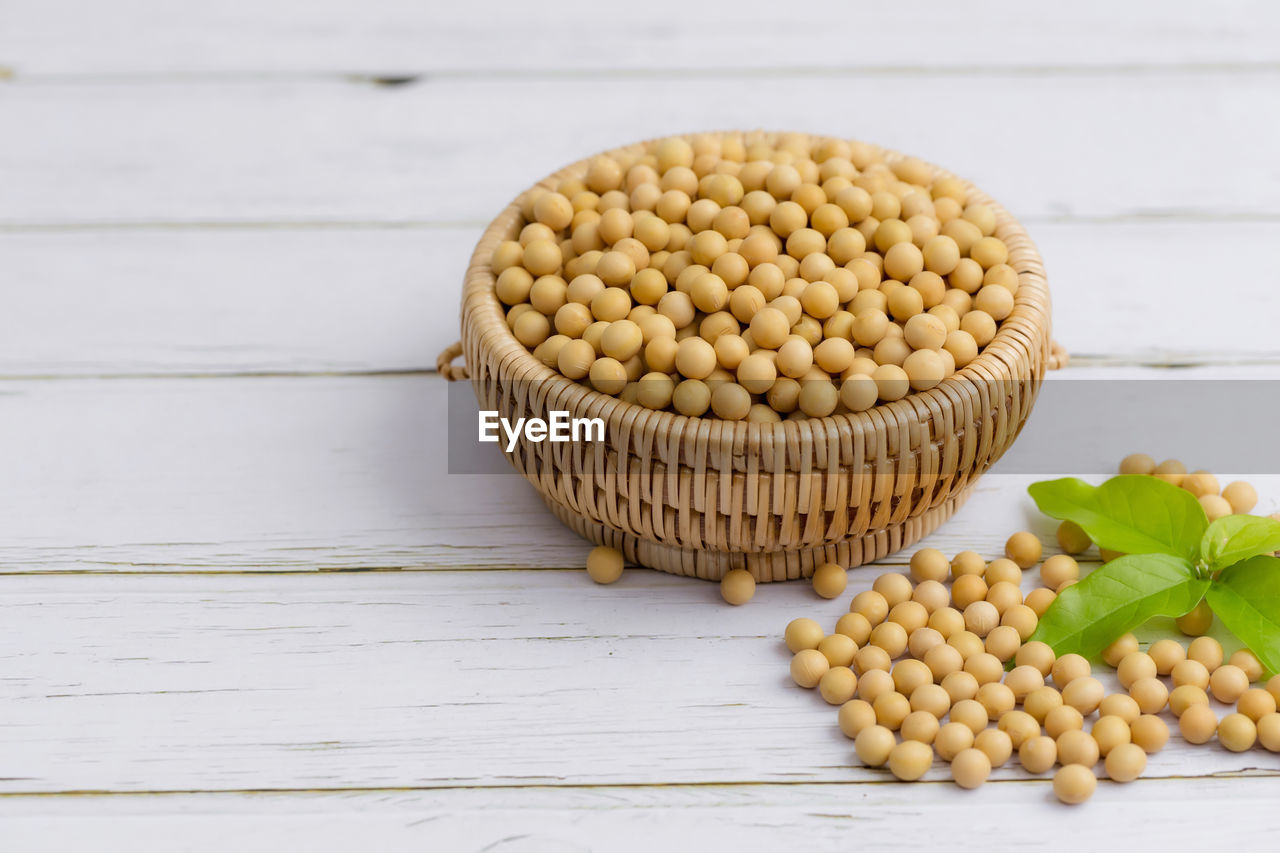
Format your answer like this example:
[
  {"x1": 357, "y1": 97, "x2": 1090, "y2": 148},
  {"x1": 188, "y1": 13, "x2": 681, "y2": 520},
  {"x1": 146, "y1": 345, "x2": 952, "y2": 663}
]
[
  {"x1": 436, "y1": 341, "x2": 470, "y2": 381},
  {"x1": 1047, "y1": 339, "x2": 1069, "y2": 371}
]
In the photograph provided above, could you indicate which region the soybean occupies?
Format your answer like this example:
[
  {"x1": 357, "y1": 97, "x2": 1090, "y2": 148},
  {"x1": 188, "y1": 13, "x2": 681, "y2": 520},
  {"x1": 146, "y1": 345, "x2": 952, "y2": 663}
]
[{"x1": 497, "y1": 134, "x2": 1016, "y2": 416}]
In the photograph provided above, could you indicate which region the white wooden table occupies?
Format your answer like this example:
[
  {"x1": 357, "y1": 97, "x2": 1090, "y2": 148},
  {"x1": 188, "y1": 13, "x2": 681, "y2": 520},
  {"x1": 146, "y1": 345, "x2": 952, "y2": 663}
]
[{"x1": 3, "y1": 2, "x2": 1280, "y2": 847}]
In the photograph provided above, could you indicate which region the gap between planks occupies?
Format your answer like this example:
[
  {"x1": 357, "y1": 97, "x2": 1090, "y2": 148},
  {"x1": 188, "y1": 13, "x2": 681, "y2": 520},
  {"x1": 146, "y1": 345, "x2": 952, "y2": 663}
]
[
  {"x1": 1, "y1": 768, "x2": 1277, "y2": 800},
  {"x1": 5, "y1": 62, "x2": 1280, "y2": 87},
  {"x1": 5, "y1": 211, "x2": 1280, "y2": 231},
  {"x1": 6, "y1": 353, "x2": 1280, "y2": 383},
  {"x1": 0, "y1": 563, "x2": 1086, "y2": 577}
]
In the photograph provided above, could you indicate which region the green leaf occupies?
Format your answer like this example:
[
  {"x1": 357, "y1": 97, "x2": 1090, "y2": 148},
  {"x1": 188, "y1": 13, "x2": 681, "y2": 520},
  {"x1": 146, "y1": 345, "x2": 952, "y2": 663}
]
[
  {"x1": 1028, "y1": 475, "x2": 1207, "y2": 562},
  {"x1": 1205, "y1": 555, "x2": 1280, "y2": 675},
  {"x1": 1028, "y1": 553, "x2": 1207, "y2": 658},
  {"x1": 1200, "y1": 515, "x2": 1280, "y2": 572}
]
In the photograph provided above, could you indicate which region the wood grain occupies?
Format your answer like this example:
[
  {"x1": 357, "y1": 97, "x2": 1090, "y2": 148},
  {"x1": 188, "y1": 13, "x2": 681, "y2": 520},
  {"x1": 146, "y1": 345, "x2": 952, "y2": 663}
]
[
  {"x1": 4, "y1": 74, "x2": 1280, "y2": 226},
  {"x1": 5, "y1": 0, "x2": 1279, "y2": 830},
  {"x1": 1, "y1": 228, "x2": 455, "y2": 377},
  {"x1": 3, "y1": 777, "x2": 1280, "y2": 851},
  {"x1": 5, "y1": 1, "x2": 1277, "y2": 77},
  {"x1": 0, "y1": 571, "x2": 1273, "y2": 795}
]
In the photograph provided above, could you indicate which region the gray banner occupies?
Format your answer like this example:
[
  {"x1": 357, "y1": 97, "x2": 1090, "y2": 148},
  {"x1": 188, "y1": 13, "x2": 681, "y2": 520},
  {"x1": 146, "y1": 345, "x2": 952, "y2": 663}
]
[{"x1": 446, "y1": 379, "x2": 1280, "y2": 476}]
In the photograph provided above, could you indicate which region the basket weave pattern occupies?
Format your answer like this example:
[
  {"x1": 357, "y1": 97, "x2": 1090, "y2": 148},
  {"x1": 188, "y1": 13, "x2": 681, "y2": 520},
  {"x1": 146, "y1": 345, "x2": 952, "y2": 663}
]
[{"x1": 449, "y1": 132, "x2": 1054, "y2": 581}]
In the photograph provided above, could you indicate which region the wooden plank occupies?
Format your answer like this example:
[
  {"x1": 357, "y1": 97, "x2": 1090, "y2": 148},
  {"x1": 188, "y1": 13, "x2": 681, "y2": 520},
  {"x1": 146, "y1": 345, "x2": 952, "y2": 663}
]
[
  {"x1": 5, "y1": 222, "x2": 1280, "y2": 378},
  {"x1": 0, "y1": 570, "x2": 1274, "y2": 794},
  {"x1": 3, "y1": 1, "x2": 1278, "y2": 76},
  {"x1": 4, "y1": 372, "x2": 1278, "y2": 574},
  {"x1": 3, "y1": 74, "x2": 1280, "y2": 226},
  {"x1": 0, "y1": 228, "x2": 465, "y2": 377},
  {"x1": 3, "y1": 777, "x2": 1280, "y2": 850}
]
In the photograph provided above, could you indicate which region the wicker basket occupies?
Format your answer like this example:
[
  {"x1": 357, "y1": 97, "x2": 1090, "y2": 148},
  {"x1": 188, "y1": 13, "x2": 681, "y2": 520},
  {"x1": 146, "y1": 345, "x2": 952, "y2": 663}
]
[{"x1": 438, "y1": 131, "x2": 1063, "y2": 582}]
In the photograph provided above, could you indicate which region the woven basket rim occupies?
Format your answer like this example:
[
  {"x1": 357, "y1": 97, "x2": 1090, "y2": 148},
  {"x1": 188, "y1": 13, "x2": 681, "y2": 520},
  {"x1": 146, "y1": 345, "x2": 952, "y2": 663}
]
[{"x1": 461, "y1": 130, "x2": 1050, "y2": 444}]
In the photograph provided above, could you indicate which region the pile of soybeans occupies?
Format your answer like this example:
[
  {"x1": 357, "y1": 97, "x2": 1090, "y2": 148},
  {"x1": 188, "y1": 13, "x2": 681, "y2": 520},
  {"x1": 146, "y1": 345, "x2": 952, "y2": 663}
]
[
  {"x1": 583, "y1": 450, "x2": 1278, "y2": 804},
  {"x1": 492, "y1": 132, "x2": 1018, "y2": 420},
  {"x1": 785, "y1": 532, "x2": 1280, "y2": 804}
]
